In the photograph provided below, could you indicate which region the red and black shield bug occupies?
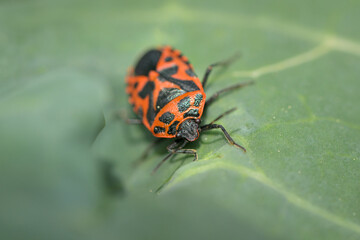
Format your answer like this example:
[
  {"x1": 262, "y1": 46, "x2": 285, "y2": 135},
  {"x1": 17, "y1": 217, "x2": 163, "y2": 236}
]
[{"x1": 125, "y1": 46, "x2": 253, "y2": 172}]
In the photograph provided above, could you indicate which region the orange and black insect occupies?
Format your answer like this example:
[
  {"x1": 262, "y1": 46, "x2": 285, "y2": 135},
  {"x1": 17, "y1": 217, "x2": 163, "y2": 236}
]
[{"x1": 126, "y1": 46, "x2": 253, "y2": 172}]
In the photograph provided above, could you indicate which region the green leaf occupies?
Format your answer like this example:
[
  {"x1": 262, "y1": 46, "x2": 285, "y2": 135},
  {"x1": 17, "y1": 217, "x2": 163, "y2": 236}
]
[{"x1": 1, "y1": 0, "x2": 359, "y2": 240}]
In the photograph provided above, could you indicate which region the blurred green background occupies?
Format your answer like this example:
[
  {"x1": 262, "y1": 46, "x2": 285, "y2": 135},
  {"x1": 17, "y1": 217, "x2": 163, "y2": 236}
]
[{"x1": 1, "y1": 0, "x2": 359, "y2": 239}]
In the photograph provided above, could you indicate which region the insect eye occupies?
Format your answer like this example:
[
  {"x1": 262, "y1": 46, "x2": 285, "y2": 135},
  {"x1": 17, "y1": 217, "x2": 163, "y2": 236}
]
[{"x1": 195, "y1": 119, "x2": 201, "y2": 124}]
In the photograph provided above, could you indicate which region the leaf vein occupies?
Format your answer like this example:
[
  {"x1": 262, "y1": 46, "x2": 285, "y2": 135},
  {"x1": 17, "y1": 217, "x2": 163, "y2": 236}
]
[
  {"x1": 232, "y1": 41, "x2": 332, "y2": 79},
  {"x1": 162, "y1": 160, "x2": 360, "y2": 234}
]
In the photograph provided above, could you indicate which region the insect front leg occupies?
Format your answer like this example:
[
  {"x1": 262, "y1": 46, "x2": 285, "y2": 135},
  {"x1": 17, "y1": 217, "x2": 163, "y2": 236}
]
[
  {"x1": 201, "y1": 123, "x2": 246, "y2": 152},
  {"x1": 171, "y1": 149, "x2": 198, "y2": 161},
  {"x1": 202, "y1": 52, "x2": 241, "y2": 88},
  {"x1": 166, "y1": 139, "x2": 197, "y2": 161}
]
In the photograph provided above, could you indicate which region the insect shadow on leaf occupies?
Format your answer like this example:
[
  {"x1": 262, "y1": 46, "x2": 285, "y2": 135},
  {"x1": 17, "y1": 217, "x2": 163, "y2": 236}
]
[{"x1": 99, "y1": 159, "x2": 125, "y2": 197}]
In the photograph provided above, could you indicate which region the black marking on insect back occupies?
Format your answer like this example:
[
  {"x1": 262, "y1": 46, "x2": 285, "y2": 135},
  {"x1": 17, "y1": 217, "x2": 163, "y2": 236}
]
[
  {"x1": 159, "y1": 65, "x2": 178, "y2": 76},
  {"x1": 138, "y1": 81, "x2": 156, "y2": 126},
  {"x1": 138, "y1": 81, "x2": 154, "y2": 99},
  {"x1": 178, "y1": 97, "x2": 191, "y2": 113},
  {"x1": 156, "y1": 88, "x2": 186, "y2": 113},
  {"x1": 159, "y1": 112, "x2": 175, "y2": 124},
  {"x1": 185, "y1": 68, "x2": 196, "y2": 77},
  {"x1": 194, "y1": 94, "x2": 203, "y2": 107},
  {"x1": 134, "y1": 82, "x2": 138, "y2": 89},
  {"x1": 183, "y1": 109, "x2": 199, "y2": 118},
  {"x1": 168, "y1": 121, "x2": 180, "y2": 135},
  {"x1": 154, "y1": 126, "x2": 165, "y2": 134},
  {"x1": 158, "y1": 74, "x2": 200, "y2": 92},
  {"x1": 147, "y1": 95, "x2": 156, "y2": 126},
  {"x1": 134, "y1": 49, "x2": 161, "y2": 76},
  {"x1": 165, "y1": 56, "x2": 173, "y2": 62}
]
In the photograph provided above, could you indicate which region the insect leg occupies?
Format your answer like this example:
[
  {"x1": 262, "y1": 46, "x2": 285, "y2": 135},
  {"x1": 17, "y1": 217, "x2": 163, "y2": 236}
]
[
  {"x1": 202, "y1": 52, "x2": 241, "y2": 88},
  {"x1": 205, "y1": 81, "x2": 254, "y2": 107},
  {"x1": 152, "y1": 140, "x2": 187, "y2": 173},
  {"x1": 134, "y1": 138, "x2": 163, "y2": 166},
  {"x1": 152, "y1": 139, "x2": 198, "y2": 173},
  {"x1": 151, "y1": 153, "x2": 173, "y2": 174},
  {"x1": 167, "y1": 140, "x2": 197, "y2": 161},
  {"x1": 201, "y1": 124, "x2": 246, "y2": 152},
  {"x1": 167, "y1": 139, "x2": 197, "y2": 161},
  {"x1": 171, "y1": 148, "x2": 198, "y2": 161},
  {"x1": 206, "y1": 107, "x2": 237, "y2": 125}
]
